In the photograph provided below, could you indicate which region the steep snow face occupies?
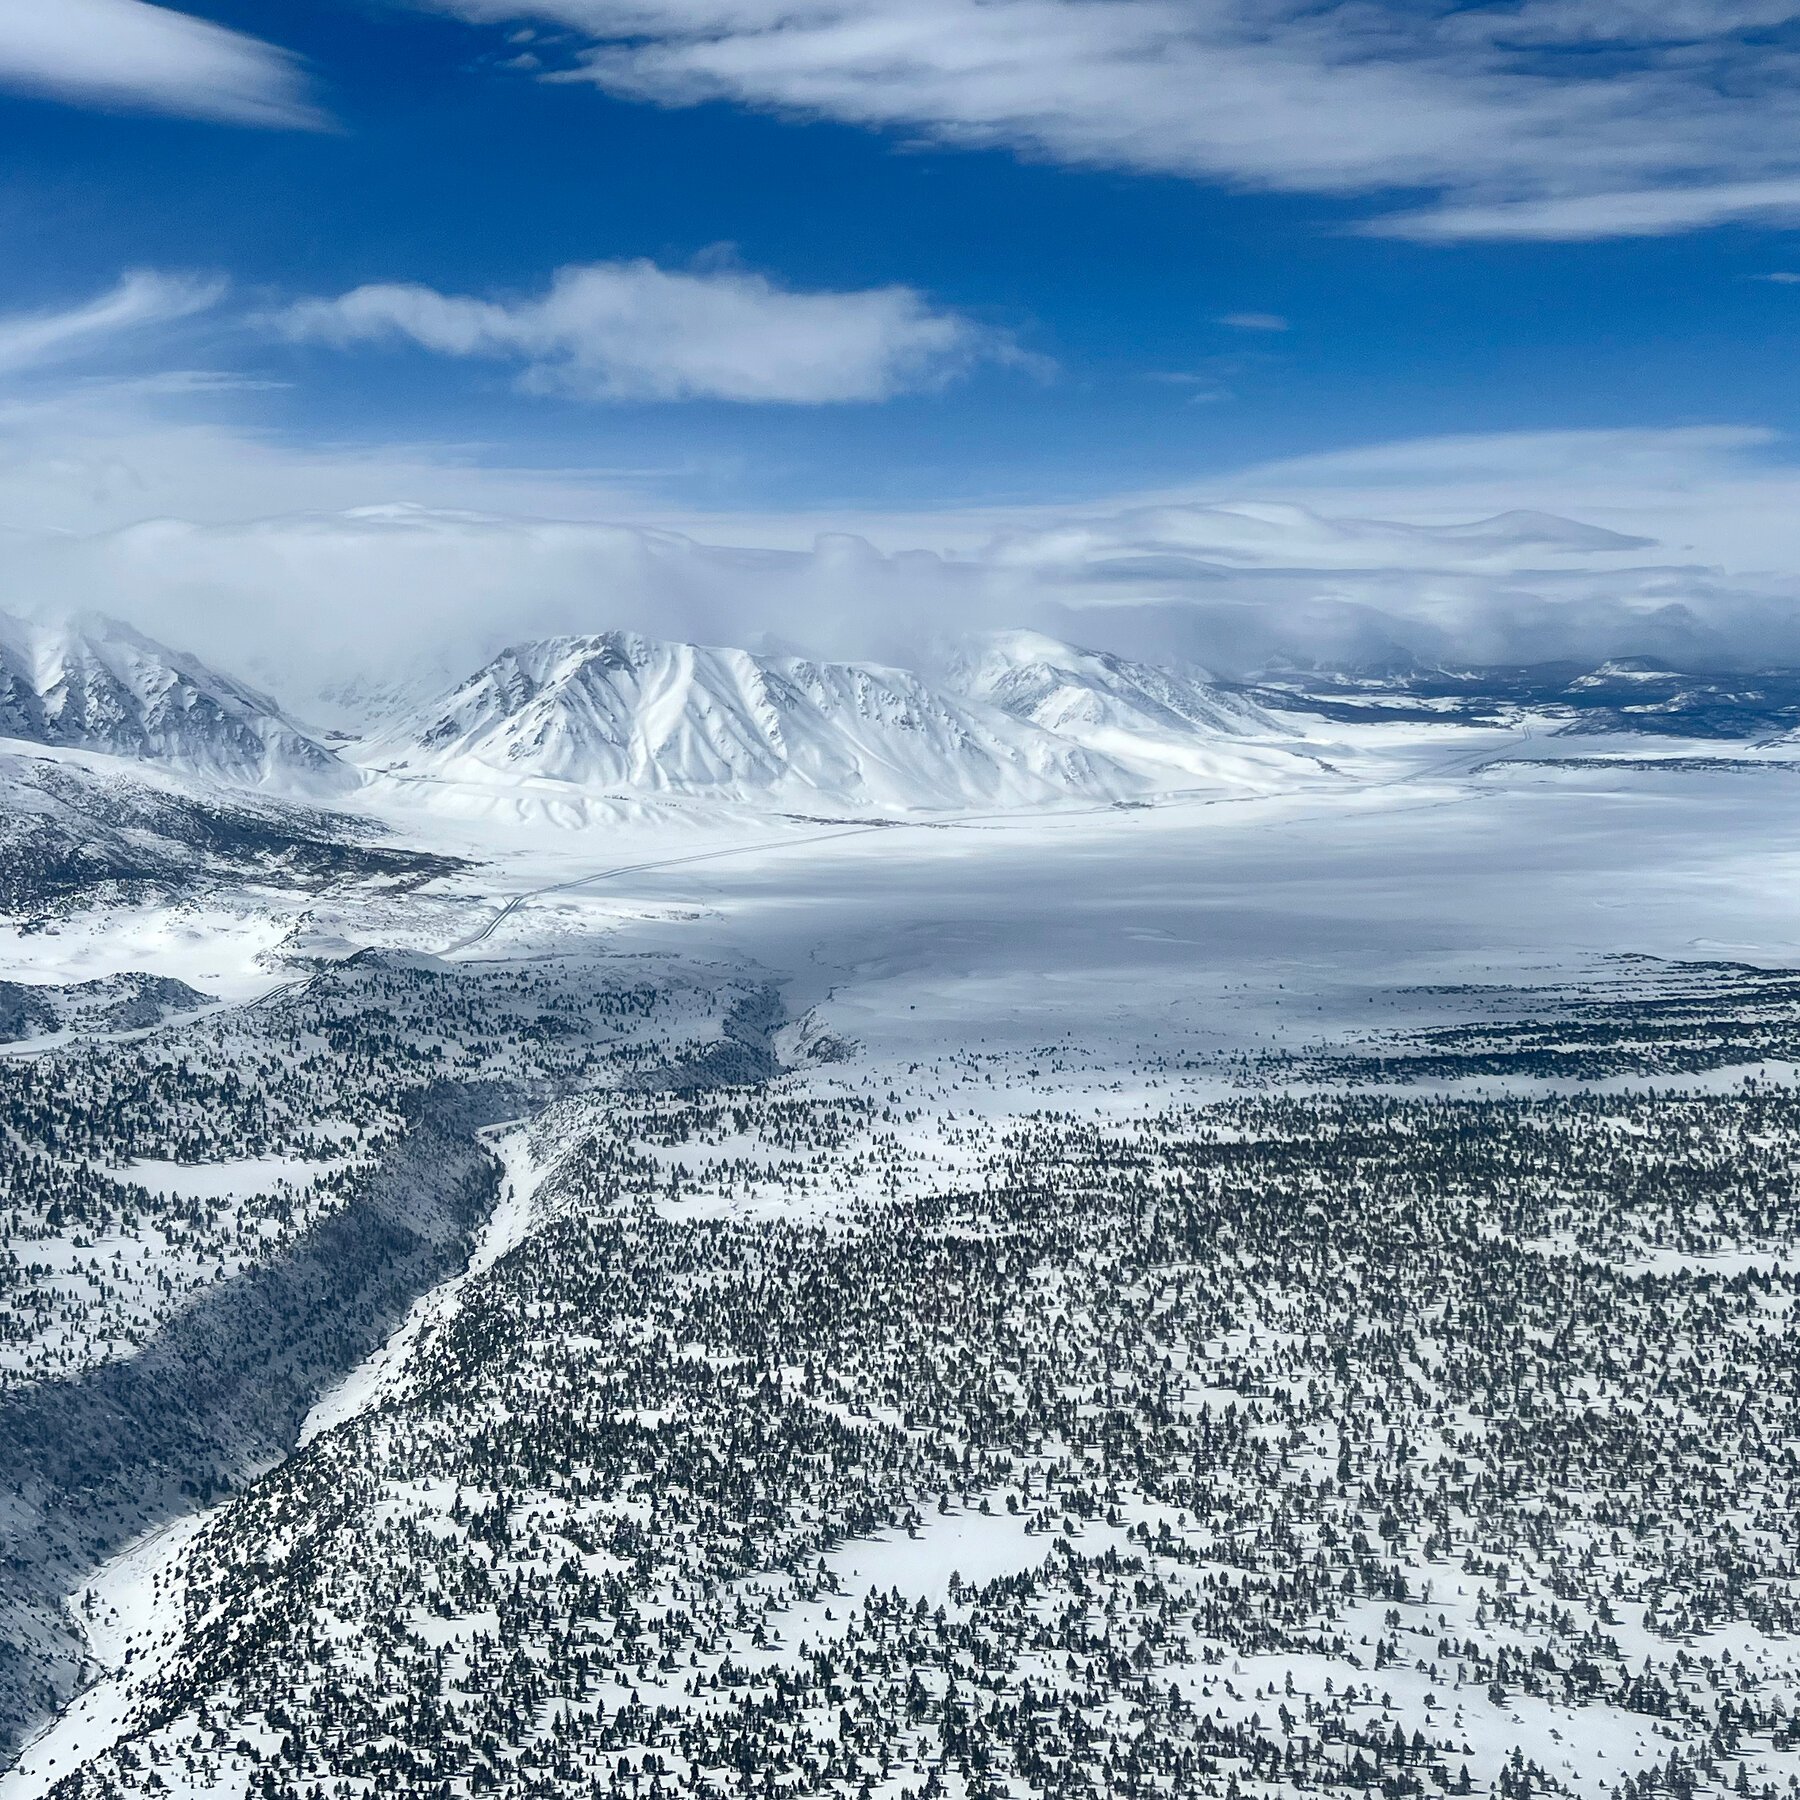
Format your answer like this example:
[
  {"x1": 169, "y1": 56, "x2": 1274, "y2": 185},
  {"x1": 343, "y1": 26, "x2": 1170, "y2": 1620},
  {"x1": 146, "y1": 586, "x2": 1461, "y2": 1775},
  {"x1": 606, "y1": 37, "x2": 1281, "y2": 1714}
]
[
  {"x1": 365, "y1": 632, "x2": 1140, "y2": 812},
  {"x1": 0, "y1": 611, "x2": 350, "y2": 793},
  {"x1": 946, "y1": 630, "x2": 1310, "y2": 784}
]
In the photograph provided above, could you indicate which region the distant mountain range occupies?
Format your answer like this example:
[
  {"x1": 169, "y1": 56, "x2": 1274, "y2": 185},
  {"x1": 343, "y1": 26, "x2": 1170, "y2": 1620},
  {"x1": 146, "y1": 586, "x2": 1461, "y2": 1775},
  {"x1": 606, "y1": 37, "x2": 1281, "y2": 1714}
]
[
  {"x1": 360, "y1": 631, "x2": 1120, "y2": 809},
  {"x1": 945, "y1": 629, "x2": 1305, "y2": 787},
  {"x1": 1244, "y1": 655, "x2": 1800, "y2": 738},
  {"x1": 6, "y1": 607, "x2": 1800, "y2": 827}
]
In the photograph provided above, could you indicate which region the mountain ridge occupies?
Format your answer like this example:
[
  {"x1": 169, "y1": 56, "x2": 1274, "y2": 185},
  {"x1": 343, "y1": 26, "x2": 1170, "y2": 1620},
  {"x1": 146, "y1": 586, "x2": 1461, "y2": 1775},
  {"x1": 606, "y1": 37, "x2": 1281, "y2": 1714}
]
[
  {"x1": 361, "y1": 629, "x2": 1150, "y2": 813},
  {"x1": 0, "y1": 609, "x2": 352, "y2": 793},
  {"x1": 943, "y1": 628, "x2": 1309, "y2": 785}
]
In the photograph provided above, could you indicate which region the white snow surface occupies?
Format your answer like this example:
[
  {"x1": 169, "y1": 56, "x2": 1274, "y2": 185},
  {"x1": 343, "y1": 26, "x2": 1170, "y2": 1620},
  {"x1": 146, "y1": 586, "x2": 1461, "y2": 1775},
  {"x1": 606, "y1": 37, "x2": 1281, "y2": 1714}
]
[
  {"x1": 0, "y1": 1515, "x2": 211, "y2": 1800},
  {"x1": 12, "y1": 709, "x2": 1800, "y2": 1800}
]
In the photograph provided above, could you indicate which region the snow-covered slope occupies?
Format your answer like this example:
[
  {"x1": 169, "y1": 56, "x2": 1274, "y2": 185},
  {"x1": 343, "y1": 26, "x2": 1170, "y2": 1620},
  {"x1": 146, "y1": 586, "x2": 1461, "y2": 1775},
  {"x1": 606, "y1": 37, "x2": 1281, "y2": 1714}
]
[
  {"x1": 362, "y1": 632, "x2": 1142, "y2": 812},
  {"x1": 0, "y1": 610, "x2": 351, "y2": 793},
  {"x1": 946, "y1": 630, "x2": 1313, "y2": 784},
  {"x1": 0, "y1": 742, "x2": 459, "y2": 918}
]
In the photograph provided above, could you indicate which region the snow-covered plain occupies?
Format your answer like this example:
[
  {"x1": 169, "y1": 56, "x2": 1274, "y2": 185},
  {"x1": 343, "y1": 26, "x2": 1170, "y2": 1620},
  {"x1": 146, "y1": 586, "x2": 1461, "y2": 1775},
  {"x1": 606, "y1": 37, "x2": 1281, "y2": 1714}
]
[{"x1": 358, "y1": 747, "x2": 1800, "y2": 1066}]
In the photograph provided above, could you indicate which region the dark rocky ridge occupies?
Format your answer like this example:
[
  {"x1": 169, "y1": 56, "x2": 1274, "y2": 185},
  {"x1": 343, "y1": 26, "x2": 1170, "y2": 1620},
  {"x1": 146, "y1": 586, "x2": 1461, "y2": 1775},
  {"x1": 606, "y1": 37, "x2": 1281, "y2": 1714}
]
[{"x1": 0, "y1": 974, "x2": 214, "y2": 1045}]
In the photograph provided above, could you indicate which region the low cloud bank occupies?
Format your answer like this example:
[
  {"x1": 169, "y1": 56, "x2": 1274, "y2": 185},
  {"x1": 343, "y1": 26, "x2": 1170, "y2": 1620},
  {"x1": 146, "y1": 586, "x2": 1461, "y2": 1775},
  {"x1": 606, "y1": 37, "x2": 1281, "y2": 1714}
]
[
  {"x1": 4, "y1": 384, "x2": 1800, "y2": 709},
  {"x1": 6, "y1": 488, "x2": 1799, "y2": 715}
]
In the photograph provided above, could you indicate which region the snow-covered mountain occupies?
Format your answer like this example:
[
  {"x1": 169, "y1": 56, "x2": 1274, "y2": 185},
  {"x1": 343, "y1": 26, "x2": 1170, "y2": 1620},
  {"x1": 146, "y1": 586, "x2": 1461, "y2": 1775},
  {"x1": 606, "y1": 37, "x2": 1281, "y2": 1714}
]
[
  {"x1": 362, "y1": 631, "x2": 1142, "y2": 812},
  {"x1": 0, "y1": 610, "x2": 351, "y2": 792},
  {"x1": 0, "y1": 610, "x2": 1326, "y2": 821},
  {"x1": 945, "y1": 630, "x2": 1312, "y2": 784}
]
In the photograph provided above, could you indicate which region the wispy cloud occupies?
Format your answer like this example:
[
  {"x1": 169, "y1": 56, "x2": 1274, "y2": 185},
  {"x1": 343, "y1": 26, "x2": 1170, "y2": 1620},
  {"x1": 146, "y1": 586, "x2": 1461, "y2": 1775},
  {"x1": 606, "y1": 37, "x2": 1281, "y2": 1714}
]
[
  {"x1": 1218, "y1": 313, "x2": 1289, "y2": 332},
  {"x1": 0, "y1": 271, "x2": 226, "y2": 378},
  {"x1": 279, "y1": 260, "x2": 1014, "y2": 403},
  {"x1": 419, "y1": 0, "x2": 1800, "y2": 241},
  {"x1": 1377, "y1": 179, "x2": 1800, "y2": 243},
  {"x1": 0, "y1": 0, "x2": 324, "y2": 128}
]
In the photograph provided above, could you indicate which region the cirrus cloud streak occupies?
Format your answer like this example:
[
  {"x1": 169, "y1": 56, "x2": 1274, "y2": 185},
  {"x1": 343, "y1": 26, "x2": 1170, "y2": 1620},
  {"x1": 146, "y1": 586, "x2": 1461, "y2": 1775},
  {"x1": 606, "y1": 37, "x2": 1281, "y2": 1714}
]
[
  {"x1": 0, "y1": 271, "x2": 226, "y2": 379},
  {"x1": 423, "y1": 0, "x2": 1800, "y2": 241},
  {"x1": 0, "y1": 0, "x2": 323, "y2": 128}
]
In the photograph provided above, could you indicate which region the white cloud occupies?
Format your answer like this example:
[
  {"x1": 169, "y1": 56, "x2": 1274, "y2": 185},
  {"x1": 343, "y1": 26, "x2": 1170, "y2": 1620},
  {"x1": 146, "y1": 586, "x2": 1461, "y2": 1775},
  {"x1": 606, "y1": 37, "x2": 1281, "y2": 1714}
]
[
  {"x1": 6, "y1": 359, "x2": 1800, "y2": 703},
  {"x1": 1378, "y1": 179, "x2": 1800, "y2": 242},
  {"x1": 3, "y1": 323, "x2": 1800, "y2": 694},
  {"x1": 280, "y1": 260, "x2": 1008, "y2": 403},
  {"x1": 0, "y1": 272, "x2": 225, "y2": 378},
  {"x1": 419, "y1": 0, "x2": 1800, "y2": 241},
  {"x1": 1216, "y1": 425, "x2": 1790, "y2": 530},
  {"x1": 1218, "y1": 313, "x2": 1288, "y2": 332},
  {"x1": 0, "y1": 0, "x2": 322, "y2": 128}
]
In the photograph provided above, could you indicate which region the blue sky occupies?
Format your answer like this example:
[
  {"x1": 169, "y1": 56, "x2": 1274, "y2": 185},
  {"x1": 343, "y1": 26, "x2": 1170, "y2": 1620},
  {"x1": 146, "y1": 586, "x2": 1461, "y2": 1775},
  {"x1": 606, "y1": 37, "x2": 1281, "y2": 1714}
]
[{"x1": 6, "y1": 0, "x2": 1800, "y2": 680}]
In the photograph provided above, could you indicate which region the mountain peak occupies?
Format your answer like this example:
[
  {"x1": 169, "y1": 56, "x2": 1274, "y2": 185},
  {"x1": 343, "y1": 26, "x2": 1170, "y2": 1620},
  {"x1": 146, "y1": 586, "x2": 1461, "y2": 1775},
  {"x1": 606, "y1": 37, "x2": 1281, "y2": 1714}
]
[
  {"x1": 360, "y1": 627, "x2": 1327, "y2": 817},
  {"x1": 0, "y1": 608, "x2": 353, "y2": 793},
  {"x1": 943, "y1": 629, "x2": 1309, "y2": 786},
  {"x1": 368, "y1": 631, "x2": 1141, "y2": 813}
]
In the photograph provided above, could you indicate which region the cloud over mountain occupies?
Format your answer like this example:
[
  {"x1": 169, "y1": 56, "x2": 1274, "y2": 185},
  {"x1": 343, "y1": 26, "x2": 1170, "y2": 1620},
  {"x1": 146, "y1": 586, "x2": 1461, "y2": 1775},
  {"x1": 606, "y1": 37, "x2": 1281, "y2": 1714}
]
[{"x1": 4, "y1": 352, "x2": 1799, "y2": 707}]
